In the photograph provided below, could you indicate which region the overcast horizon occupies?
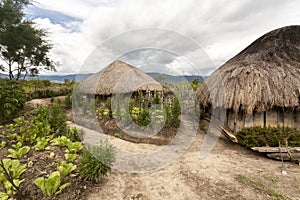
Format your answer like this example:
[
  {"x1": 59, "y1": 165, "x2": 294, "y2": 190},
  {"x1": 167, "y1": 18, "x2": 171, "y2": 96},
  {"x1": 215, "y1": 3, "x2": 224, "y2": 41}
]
[{"x1": 22, "y1": 0, "x2": 300, "y2": 76}]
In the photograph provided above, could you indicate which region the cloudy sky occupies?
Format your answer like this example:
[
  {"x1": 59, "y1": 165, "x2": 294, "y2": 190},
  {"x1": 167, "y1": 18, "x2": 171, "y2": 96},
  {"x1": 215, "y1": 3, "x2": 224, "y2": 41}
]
[{"x1": 25, "y1": 0, "x2": 300, "y2": 76}]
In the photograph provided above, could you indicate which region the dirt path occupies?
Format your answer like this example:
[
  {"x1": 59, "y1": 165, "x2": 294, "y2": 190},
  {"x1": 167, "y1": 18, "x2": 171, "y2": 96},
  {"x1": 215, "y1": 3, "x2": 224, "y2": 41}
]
[{"x1": 76, "y1": 124, "x2": 300, "y2": 200}]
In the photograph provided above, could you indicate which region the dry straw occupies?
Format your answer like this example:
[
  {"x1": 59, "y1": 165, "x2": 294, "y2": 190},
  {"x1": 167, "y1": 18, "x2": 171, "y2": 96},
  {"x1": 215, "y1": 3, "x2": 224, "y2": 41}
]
[{"x1": 197, "y1": 25, "x2": 300, "y2": 115}]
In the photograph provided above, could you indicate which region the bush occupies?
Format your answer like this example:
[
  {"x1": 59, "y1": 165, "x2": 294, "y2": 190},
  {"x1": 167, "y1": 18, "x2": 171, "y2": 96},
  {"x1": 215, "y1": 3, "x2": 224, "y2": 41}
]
[
  {"x1": 79, "y1": 140, "x2": 115, "y2": 183},
  {"x1": 0, "y1": 79, "x2": 27, "y2": 124},
  {"x1": 33, "y1": 104, "x2": 67, "y2": 137},
  {"x1": 65, "y1": 93, "x2": 72, "y2": 109},
  {"x1": 237, "y1": 126, "x2": 300, "y2": 148},
  {"x1": 49, "y1": 103, "x2": 68, "y2": 136},
  {"x1": 164, "y1": 96, "x2": 181, "y2": 128},
  {"x1": 171, "y1": 96, "x2": 181, "y2": 128}
]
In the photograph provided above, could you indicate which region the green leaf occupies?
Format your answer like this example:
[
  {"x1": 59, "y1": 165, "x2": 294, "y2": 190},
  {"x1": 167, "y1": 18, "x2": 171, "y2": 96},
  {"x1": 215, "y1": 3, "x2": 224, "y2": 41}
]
[
  {"x1": 64, "y1": 153, "x2": 77, "y2": 162},
  {"x1": 55, "y1": 182, "x2": 70, "y2": 195},
  {"x1": 0, "y1": 141, "x2": 6, "y2": 149},
  {"x1": 66, "y1": 141, "x2": 83, "y2": 153},
  {"x1": 34, "y1": 171, "x2": 62, "y2": 197},
  {"x1": 34, "y1": 137, "x2": 49, "y2": 151},
  {"x1": 34, "y1": 177, "x2": 47, "y2": 196},
  {"x1": 51, "y1": 136, "x2": 70, "y2": 147},
  {"x1": 57, "y1": 161, "x2": 76, "y2": 178},
  {"x1": 47, "y1": 171, "x2": 61, "y2": 196},
  {"x1": 0, "y1": 192, "x2": 9, "y2": 200}
]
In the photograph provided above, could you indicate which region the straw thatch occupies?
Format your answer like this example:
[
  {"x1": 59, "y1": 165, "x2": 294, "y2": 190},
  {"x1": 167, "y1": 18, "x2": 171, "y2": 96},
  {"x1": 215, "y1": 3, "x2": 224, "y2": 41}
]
[
  {"x1": 197, "y1": 25, "x2": 300, "y2": 115},
  {"x1": 78, "y1": 60, "x2": 163, "y2": 95}
]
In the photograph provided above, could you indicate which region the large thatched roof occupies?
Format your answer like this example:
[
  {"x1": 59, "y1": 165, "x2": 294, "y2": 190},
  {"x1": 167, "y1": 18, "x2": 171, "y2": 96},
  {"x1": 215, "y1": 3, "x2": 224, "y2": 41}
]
[
  {"x1": 197, "y1": 25, "x2": 300, "y2": 114},
  {"x1": 77, "y1": 60, "x2": 163, "y2": 95}
]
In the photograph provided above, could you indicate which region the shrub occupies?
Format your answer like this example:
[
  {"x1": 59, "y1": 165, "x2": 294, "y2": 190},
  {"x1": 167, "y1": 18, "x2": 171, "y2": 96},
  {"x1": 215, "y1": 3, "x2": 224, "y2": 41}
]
[
  {"x1": 164, "y1": 96, "x2": 181, "y2": 128},
  {"x1": 65, "y1": 93, "x2": 72, "y2": 109},
  {"x1": 0, "y1": 79, "x2": 27, "y2": 124},
  {"x1": 153, "y1": 92, "x2": 160, "y2": 104},
  {"x1": 237, "y1": 126, "x2": 300, "y2": 148},
  {"x1": 49, "y1": 103, "x2": 67, "y2": 136},
  {"x1": 171, "y1": 96, "x2": 181, "y2": 128},
  {"x1": 79, "y1": 140, "x2": 115, "y2": 183}
]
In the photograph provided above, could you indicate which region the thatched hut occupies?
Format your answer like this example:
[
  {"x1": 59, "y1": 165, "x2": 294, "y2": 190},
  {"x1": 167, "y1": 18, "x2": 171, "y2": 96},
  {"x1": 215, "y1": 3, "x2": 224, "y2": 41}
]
[
  {"x1": 197, "y1": 25, "x2": 300, "y2": 132},
  {"x1": 77, "y1": 60, "x2": 163, "y2": 98}
]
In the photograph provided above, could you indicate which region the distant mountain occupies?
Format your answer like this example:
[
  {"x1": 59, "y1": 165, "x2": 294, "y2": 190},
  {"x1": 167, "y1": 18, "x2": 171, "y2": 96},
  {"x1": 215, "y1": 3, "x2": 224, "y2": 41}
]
[
  {"x1": 0, "y1": 73, "x2": 92, "y2": 82},
  {"x1": 0, "y1": 73, "x2": 206, "y2": 83},
  {"x1": 146, "y1": 73, "x2": 206, "y2": 83}
]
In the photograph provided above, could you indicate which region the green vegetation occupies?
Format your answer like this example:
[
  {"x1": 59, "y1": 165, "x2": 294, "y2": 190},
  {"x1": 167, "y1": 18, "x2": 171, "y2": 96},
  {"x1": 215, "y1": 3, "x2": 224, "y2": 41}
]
[
  {"x1": 7, "y1": 143, "x2": 30, "y2": 159},
  {"x1": 0, "y1": 100, "x2": 115, "y2": 199},
  {"x1": 0, "y1": 79, "x2": 27, "y2": 123},
  {"x1": 0, "y1": 78, "x2": 74, "y2": 125},
  {"x1": 0, "y1": 0, "x2": 56, "y2": 80},
  {"x1": 79, "y1": 140, "x2": 116, "y2": 183},
  {"x1": 235, "y1": 175, "x2": 291, "y2": 199},
  {"x1": 34, "y1": 171, "x2": 70, "y2": 197},
  {"x1": 96, "y1": 91, "x2": 181, "y2": 129},
  {"x1": 57, "y1": 161, "x2": 76, "y2": 178},
  {"x1": 33, "y1": 137, "x2": 50, "y2": 151},
  {"x1": 0, "y1": 158, "x2": 26, "y2": 198},
  {"x1": 237, "y1": 126, "x2": 300, "y2": 148}
]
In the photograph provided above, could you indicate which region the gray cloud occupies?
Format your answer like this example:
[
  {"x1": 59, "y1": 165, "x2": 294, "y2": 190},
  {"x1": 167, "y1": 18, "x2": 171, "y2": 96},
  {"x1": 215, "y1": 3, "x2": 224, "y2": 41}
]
[{"x1": 30, "y1": 0, "x2": 300, "y2": 75}]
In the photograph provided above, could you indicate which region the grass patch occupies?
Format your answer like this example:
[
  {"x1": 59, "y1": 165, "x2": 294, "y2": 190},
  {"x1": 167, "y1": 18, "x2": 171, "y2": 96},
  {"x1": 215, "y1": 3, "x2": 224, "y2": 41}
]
[{"x1": 235, "y1": 175, "x2": 291, "y2": 200}]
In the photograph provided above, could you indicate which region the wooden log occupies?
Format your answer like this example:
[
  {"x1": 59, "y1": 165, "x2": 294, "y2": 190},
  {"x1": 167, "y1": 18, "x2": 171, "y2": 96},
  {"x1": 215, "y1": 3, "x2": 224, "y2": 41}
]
[
  {"x1": 251, "y1": 147, "x2": 300, "y2": 153},
  {"x1": 266, "y1": 152, "x2": 300, "y2": 161},
  {"x1": 204, "y1": 116, "x2": 238, "y2": 143},
  {"x1": 267, "y1": 153, "x2": 291, "y2": 161}
]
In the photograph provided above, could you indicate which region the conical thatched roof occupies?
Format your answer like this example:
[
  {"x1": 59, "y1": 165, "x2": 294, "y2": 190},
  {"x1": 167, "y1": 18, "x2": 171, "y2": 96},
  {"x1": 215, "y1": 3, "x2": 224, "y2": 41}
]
[
  {"x1": 197, "y1": 25, "x2": 300, "y2": 114},
  {"x1": 77, "y1": 60, "x2": 163, "y2": 95}
]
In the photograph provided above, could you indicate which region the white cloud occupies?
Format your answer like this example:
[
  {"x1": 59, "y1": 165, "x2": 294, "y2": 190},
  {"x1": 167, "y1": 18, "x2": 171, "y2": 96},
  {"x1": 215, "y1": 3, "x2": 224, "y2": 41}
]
[{"x1": 31, "y1": 0, "x2": 300, "y2": 75}]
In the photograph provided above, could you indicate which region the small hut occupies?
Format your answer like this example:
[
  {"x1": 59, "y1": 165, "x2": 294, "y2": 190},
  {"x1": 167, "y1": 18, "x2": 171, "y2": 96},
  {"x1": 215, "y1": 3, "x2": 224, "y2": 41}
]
[
  {"x1": 197, "y1": 25, "x2": 300, "y2": 132},
  {"x1": 77, "y1": 60, "x2": 163, "y2": 99}
]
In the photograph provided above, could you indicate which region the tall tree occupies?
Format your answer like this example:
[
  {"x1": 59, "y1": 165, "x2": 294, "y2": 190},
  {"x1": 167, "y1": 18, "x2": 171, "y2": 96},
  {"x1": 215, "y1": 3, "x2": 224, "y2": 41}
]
[{"x1": 0, "y1": 0, "x2": 56, "y2": 80}]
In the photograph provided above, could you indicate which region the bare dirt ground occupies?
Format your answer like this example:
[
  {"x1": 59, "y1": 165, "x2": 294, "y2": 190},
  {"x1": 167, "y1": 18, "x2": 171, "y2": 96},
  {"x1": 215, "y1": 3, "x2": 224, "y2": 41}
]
[
  {"x1": 26, "y1": 97, "x2": 300, "y2": 200},
  {"x1": 79, "y1": 124, "x2": 300, "y2": 200}
]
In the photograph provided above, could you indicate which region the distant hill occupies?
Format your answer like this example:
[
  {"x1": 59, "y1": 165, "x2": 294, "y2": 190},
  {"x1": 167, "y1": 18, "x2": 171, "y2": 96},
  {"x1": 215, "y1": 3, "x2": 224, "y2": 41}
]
[
  {"x1": 0, "y1": 73, "x2": 206, "y2": 83},
  {"x1": 146, "y1": 73, "x2": 206, "y2": 83}
]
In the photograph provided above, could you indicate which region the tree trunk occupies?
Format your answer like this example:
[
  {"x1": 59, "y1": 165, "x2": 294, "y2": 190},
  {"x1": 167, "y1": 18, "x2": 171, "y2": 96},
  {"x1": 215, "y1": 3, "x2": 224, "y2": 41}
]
[{"x1": 8, "y1": 62, "x2": 14, "y2": 80}]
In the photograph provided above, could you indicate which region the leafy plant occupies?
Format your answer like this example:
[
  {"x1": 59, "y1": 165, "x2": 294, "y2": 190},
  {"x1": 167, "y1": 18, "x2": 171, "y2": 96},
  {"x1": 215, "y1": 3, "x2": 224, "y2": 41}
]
[
  {"x1": 2, "y1": 178, "x2": 24, "y2": 196},
  {"x1": 57, "y1": 161, "x2": 77, "y2": 178},
  {"x1": 0, "y1": 79, "x2": 27, "y2": 123},
  {"x1": 65, "y1": 127, "x2": 80, "y2": 142},
  {"x1": 79, "y1": 140, "x2": 115, "y2": 183},
  {"x1": 34, "y1": 171, "x2": 70, "y2": 197},
  {"x1": 66, "y1": 141, "x2": 83, "y2": 153},
  {"x1": 0, "y1": 159, "x2": 26, "y2": 198},
  {"x1": 0, "y1": 159, "x2": 26, "y2": 180},
  {"x1": 0, "y1": 141, "x2": 6, "y2": 149},
  {"x1": 64, "y1": 153, "x2": 77, "y2": 162},
  {"x1": 7, "y1": 144, "x2": 30, "y2": 159},
  {"x1": 0, "y1": 192, "x2": 9, "y2": 200},
  {"x1": 34, "y1": 137, "x2": 50, "y2": 151},
  {"x1": 49, "y1": 103, "x2": 67, "y2": 136},
  {"x1": 51, "y1": 136, "x2": 70, "y2": 147}
]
